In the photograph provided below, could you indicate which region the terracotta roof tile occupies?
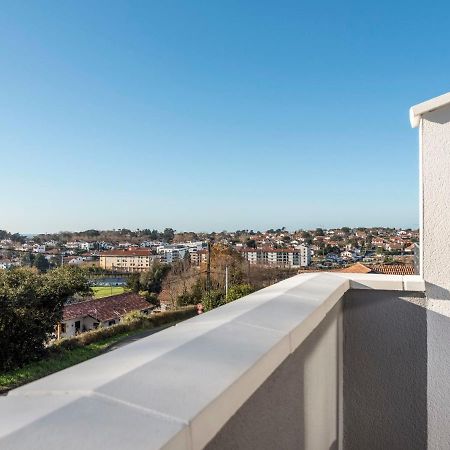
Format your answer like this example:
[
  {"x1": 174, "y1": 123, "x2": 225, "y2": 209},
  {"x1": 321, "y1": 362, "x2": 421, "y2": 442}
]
[
  {"x1": 339, "y1": 263, "x2": 373, "y2": 274},
  {"x1": 63, "y1": 292, "x2": 151, "y2": 322}
]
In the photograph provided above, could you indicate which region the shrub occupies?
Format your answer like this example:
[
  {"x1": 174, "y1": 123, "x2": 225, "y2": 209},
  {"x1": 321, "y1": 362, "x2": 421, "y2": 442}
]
[
  {"x1": 0, "y1": 267, "x2": 91, "y2": 371},
  {"x1": 226, "y1": 284, "x2": 254, "y2": 302},
  {"x1": 201, "y1": 289, "x2": 224, "y2": 312},
  {"x1": 54, "y1": 306, "x2": 197, "y2": 350}
]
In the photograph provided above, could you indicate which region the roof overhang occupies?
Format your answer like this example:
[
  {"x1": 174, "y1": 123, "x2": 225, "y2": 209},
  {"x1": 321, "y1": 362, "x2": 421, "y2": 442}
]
[{"x1": 410, "y1": 92, "x2": 450, "y2": 128}]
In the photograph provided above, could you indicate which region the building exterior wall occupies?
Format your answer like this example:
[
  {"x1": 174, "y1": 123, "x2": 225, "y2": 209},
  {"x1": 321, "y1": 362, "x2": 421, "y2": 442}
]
[
  {"x1": 343, "y1": 290, "x2": 427, "y2": 450},
  {"x1": 420, "y1": 106, "x2": 450, "y2": 450},
  {"x1": 241, "y1": 246, "x2": 311, "y2": 267},
  {"x1": 206, "y1": 301, "x2": 342, "y2": 450},
  {"x1": 60, "y1": 316, "x2": 99, "y2": 338},
  {"x1": 99, "y1": 254, "x2": 157, "y2": 272}
]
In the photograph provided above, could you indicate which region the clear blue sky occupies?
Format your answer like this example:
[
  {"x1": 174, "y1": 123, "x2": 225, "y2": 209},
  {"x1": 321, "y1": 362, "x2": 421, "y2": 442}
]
[{"x1": 1, "y1": 1, "x2": 448, "y2": 233}]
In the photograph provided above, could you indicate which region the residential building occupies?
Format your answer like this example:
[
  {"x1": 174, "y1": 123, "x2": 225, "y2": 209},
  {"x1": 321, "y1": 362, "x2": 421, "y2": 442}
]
[
  {"x1": 99, "y1": 249, "x2": 159, "y2": 272},
  {"x1": 157, "y1": 245, "x2": 189, "y2": 264},
  {"x1": 240, "y1": 245, "x2": 311, "y2": 267},
  {"x1": 58, "y1": 293, "x2": 151, "y2": 338}
]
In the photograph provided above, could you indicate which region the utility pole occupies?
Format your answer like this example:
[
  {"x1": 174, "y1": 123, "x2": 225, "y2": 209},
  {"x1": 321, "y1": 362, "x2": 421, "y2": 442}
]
[
  {"x1": 206, "y1": 241, "x2": 212, "y2": 292},
  {"x1": 225, "y1": 266, "x2": 228, "y2": 299}
]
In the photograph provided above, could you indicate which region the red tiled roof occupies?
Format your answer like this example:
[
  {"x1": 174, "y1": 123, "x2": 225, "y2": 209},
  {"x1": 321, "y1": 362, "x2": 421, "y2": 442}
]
[
  {"x1": 371, "y1": 264, "x2": 415, "y2": 275},
  {"x1": 339, "y1": 263, "x2": 415, "y2": 276},
  {"x1": 63, "y1": 293, "x2": 151, "y2": 322},
  {"x1": 339, "y1": 263, "x2": 372, "y2": 274}
]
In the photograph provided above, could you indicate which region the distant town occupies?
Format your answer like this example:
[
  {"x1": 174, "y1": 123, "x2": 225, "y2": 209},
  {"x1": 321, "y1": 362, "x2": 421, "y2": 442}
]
[
  {"x1": 0, "y1": 224, "x2": 420, "y2": 389},
  {"x1": 0, "y1": 226, "x2": 418, "y2": 273}
]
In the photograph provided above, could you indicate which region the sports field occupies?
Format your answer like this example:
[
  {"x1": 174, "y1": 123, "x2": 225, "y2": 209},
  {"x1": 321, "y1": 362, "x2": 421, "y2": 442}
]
[{"x1": 92, "y1": 286, "x2": 126, "y2": 298}]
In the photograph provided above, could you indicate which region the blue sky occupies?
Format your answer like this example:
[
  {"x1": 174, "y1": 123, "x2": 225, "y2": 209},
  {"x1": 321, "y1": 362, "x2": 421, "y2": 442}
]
[{"x1": 1, "y1": 1, "x2": 448, "y2": 233}]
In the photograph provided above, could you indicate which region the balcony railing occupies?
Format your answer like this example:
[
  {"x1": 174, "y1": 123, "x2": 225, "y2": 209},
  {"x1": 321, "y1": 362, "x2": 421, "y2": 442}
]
[{"x1": 0, "y1": 272, "x2": 426, "y2": 449}]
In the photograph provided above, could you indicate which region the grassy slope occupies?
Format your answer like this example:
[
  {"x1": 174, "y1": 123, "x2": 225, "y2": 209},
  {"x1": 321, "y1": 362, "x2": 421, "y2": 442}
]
[
  {"x1": 91, "y1": 286, "x2": 126, "y2": 298},
  {"x1": 0, "y1": 325, "x2": 166, "y2": 394}
]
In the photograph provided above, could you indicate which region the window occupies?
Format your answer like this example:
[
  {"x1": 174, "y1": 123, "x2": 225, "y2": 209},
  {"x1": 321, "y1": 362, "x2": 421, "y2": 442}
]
[
  {"x1": 60, "y1": 323, "x2": 66, "y2": 333},
  {"x1": 108, "y1": 320, "x2": 116, "y2": 326}
]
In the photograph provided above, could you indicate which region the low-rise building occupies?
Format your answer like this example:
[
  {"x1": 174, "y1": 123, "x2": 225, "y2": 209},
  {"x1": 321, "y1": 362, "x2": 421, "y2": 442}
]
[{"x1": 58, "y1": 293, "x2": 151, "y2": 338}]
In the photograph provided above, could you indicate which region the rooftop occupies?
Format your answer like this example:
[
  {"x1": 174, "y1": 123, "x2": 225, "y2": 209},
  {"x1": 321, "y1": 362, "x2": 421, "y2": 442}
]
[{"x1": 63, "y1": 292, "x2": 151, "y2": 322}]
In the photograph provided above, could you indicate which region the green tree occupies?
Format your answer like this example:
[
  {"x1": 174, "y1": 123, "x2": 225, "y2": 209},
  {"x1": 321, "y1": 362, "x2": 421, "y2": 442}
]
[
  {"x1": 127, "y1": 273, "x2": 141, "y2": 293},
  {"x1": 162, "y1": 228, "x2": 175, "y2": 243},
  {"x1": 246, "y1": 239, "x2": 257, "y2": 249},
  {"x1": 0, "y1": 267, "x2": 91, "y2": 370},
  {"x1": 33, "y1": 253, "x2": 50, "y2": 273},
  {"x1": 226, "y1": 284, "x2": 254, "y2": 302},
  {"x1": 21, "y1": 251, "x2": 34, "y2": 267},
  {"x1": 201, "y1": 289, "x2": 224, "y2": 312},
  {"x1": 140, "y1": 263, "x2": 170, "y2": 295}
]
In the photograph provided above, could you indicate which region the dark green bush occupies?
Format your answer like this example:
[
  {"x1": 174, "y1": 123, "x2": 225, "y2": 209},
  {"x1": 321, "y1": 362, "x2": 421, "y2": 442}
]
[{"x1": 0, "y1": 267, "x2": 91, "y2": 371}]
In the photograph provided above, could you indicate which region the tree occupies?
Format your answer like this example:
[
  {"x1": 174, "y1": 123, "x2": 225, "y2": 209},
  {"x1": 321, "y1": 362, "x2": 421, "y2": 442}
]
[
  {"x1": 162, "y1": 228, "x2": 175, "y2": 243},
  {"x1": 246, "y1": 239, "x2": 257, "y2": 249},
  {"x1": 21, "y1": 251, "x2": 34, "y2": 267},
  {"x1": 33, "y1": 253, "x2": 50, "y2": 273},
  {"x1": 127, "y1": 273, "x2": 141, "y2": 293},
  {"x1": 140, "y1": 263, "x2": 170, "y2": 295},
  {"x1": 226, "y1": 284, "x2": 254, "y2": 302},
  {"x1": 201, "y1": 289, "x2": 224, "y2": 312},
  {"x1": 0, "y1": 267, "x2": 91, "y2": 370}
]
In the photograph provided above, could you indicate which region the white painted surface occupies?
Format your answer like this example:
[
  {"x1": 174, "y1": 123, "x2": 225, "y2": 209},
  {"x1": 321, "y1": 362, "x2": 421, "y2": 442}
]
[
  {"x1": 411, "y1": 93, "x2": 450, "y2": 450},
  {"x1": 0, "y1": 273, "x2": 424, "y2": 450},
  {"x1": 419, "y1": 103, "x2": 450, "y2": 315},
  {"x1": 410, "y1": 92, "x2": 450, "y2": 127}
]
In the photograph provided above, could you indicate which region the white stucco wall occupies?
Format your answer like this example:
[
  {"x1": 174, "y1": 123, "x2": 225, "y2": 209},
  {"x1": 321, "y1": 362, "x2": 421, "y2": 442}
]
[
  {"x1": 418, "y1": 102, "x2": 450, "y2": 450},
  {"x1": 421, "y1": 104, "x2": 450, "y2": 315}
]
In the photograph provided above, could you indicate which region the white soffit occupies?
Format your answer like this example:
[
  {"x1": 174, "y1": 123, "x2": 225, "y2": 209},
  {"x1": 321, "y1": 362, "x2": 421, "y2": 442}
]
[{"x1": 410, "y1": 92, "x2": 450, "y2": 128}]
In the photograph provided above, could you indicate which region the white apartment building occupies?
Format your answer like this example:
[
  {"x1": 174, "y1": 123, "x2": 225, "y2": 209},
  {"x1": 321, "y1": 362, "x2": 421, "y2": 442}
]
[
  {"x1": 65, "y1": 241, "x2": 96, "y2": 251},
  {"x1": 157, "y1": 245, "x2": 189, "y2": 264},
  {"x1": 240, "y1": 245, "x2": 311, "y2": 267}
]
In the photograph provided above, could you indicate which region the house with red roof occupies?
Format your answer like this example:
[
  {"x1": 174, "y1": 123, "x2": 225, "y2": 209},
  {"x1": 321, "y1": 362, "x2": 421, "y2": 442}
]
[{"x1": 58, "y1": 292, "x2": 152, "y2": 338}]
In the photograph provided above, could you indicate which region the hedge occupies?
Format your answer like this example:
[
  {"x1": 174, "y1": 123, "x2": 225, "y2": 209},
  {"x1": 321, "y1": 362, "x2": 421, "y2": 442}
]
[{"x1": 54, "y1": 306, "x2": 197, "y2": 351}]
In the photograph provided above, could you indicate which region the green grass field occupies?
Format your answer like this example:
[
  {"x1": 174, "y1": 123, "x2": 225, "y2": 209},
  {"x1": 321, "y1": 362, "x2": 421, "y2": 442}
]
[
  {"x1": 92, "y1": 286, "x2": 126, "y2": 298},
  {"x1": 0, "y1": 328, "x2": 150, "y2": 394}
]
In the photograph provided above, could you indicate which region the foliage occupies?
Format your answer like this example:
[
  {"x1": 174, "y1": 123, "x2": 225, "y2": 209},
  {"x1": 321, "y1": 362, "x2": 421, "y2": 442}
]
[
  {"x1": 226, "y1": 284, "x2": 254, "y2": 302},
  {"x1": 201, "y1": 289, "x2": 224, "y2": 312},
  {"x1": 144, "y1": 292, "x2": 159, "y2": 306},
  {"x1": 246, "y1": 239, "x2": 257, "y2": 248},
  {"x1": 127, "y1": 272, "x2": 141, "y2": 293},
  {"x1": 0, "y1": 267, "x2": 91, "y2": 371},
  {"x1": 139, "y1": 263, "x2": 171, "y2": 294},
  {"x1": 20, "y1": 251, "x2": 34, "y2": 267},
  {"x1": 33, "y1": 253, "x2": 50, "y2": 273}
]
